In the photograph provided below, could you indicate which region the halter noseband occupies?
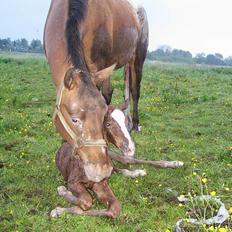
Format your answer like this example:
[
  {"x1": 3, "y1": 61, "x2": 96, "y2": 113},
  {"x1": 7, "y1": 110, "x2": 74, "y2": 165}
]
[{"x1": 53, "y1": 69, "x2": 107, "y2": 150}]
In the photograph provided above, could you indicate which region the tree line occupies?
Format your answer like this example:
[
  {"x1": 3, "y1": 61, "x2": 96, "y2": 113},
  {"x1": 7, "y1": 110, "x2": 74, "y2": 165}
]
[
  {"x1": 0, "y1": 38, "x2": 43, "y2": 53},
  {"x1": 1, "y1": 38, "x2": 232, "y2": 67},
  {"x1": 147, "y1": 45, "x2": 232, "y2": 67}
]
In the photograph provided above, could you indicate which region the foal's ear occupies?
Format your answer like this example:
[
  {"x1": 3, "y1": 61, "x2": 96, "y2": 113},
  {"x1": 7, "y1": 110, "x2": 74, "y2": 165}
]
[{"x1": 64, "y1": 68, "x2": 80, "y2": 89}]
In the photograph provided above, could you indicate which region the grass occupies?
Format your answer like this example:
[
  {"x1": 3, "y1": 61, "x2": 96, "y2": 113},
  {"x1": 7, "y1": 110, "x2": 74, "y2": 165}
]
[{"x1": 0, "y1": 54, "x2": 232, "y2": 231}]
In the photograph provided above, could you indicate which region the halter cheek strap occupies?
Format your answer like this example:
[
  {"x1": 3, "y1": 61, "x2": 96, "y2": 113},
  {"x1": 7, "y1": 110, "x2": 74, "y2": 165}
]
[{"x1": 53, "y1": 70, "x2": 107, "y2": 149}]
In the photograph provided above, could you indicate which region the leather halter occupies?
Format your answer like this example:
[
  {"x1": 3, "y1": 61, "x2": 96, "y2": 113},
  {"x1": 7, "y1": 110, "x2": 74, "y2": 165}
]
[{"x1": 53, "y1": 70, "x2": 107, "y2": 149}]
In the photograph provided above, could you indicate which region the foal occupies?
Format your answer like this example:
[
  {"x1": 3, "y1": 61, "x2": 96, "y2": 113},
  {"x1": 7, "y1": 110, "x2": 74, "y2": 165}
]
[{"x1": 51, "y1": 108, "x2": 145, "y2": 218}]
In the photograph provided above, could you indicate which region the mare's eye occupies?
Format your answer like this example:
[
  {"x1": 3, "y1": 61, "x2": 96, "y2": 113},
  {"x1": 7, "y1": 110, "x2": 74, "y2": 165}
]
[{"x1": 72, "y1": 118, "x2": 78, "y2": 123}]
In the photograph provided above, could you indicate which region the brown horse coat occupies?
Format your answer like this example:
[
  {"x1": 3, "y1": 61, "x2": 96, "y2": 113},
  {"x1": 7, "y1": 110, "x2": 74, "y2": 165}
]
[{"x1": 44, "y1": 0, "x2": 145, "y2": 86}]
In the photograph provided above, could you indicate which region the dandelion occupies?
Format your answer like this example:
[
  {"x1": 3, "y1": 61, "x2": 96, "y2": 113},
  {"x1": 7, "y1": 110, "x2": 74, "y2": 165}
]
[
  {"x1": 202, "y1": 178, "x2": 207, "y2": 184},
  {"x1": 208, "y1": 226, "x2": 215, "y2": 231},
  {"x1": 218, "y1": 228, "x2": 227, "y2": 232},
  {"x1": 229, "y1": 207, "x2": 232, "y2": 214},
  {"x1": 210, "y1": 191, "x2": 216, "y2": 197}
]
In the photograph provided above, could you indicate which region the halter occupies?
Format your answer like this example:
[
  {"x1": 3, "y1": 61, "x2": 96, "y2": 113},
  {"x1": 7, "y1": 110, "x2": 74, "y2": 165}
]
[{"x1": 53, "y1": 69, "x2": 107, "y2": 150}]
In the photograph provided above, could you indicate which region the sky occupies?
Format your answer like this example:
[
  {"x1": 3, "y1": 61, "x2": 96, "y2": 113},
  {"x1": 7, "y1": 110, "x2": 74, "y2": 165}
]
[{"x1": 0, "y1": 0, "x2": 232, "y2": 57}]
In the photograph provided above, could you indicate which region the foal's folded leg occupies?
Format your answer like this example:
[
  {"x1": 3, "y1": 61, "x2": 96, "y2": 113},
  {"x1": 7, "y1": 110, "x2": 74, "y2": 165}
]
[
  {"x1": 92, "y1": 179, "x2": 121, "y2": 219},
  {"x1": 50, "y1": 182, "x2": 93, "y2": 218},
  {"x1": 51, "y1": 180, "x2": 121, "y2": 219}
]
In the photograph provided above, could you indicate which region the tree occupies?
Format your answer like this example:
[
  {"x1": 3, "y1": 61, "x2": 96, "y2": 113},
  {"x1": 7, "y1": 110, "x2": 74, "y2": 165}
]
[
  {"x1": 195, "y1": 53, "x2": 206, "y2": 64},
  {"x1": 224, "y1": 57, "x2": 232, "y2": 66},
  {"x1": 205, "y1": 54, "x2": 225, "y2": 66},
  {"x1": 29, "y1": 39, "x2": 43, "y2": 53},
  {"x1": 0, "y1": 38, "x2": 12, "y2": 51}
]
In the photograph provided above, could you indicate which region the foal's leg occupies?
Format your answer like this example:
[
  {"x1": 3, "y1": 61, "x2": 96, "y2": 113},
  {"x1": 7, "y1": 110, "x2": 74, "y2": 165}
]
[
  {"x1": 92, "y1": 180, "x2": 121, "y2": 218},
  {"x1": 109, "y1": 151, "x2": 184, "y2": 169},
  {"x1": 58, "y1": 182, "x2": 93, "y2": 210},
  {"x1": 50, "y1": 182, "x2": 93, "y2": 218},
  {"x1": 51, "y1": 180, "x2": 121, "y2": 219}
]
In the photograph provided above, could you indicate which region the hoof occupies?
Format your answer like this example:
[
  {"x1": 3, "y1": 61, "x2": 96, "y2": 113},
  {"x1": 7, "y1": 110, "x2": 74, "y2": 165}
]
[
  {"x1": 50, "y1": 207, "x2": 65, "y2": 218},
  {"x1": 135, "y1": 169, "x2": 147, "y2": 177},
  {"x1": 132, "y1": 124, "x2": 142, "y2": 132},
  {"x1": 57, "y1": 186, "x2": 67, "y2": 196}
]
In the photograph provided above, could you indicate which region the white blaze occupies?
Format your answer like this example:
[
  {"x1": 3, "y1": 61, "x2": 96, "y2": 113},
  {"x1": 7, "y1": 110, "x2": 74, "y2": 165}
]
[{"x1": 111, "y1": 109, "x2": 135, "y2": 157}]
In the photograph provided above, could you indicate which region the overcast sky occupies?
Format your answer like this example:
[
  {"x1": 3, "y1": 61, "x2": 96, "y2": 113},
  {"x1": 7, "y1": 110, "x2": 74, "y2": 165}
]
[{"x1": 0, "y1": 0, "x2": 232, "y2": 57}]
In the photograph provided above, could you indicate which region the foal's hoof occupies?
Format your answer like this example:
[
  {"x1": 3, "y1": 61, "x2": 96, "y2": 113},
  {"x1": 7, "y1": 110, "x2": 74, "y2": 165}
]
[
  {"x1": 57, "y1": 186, "x2": 67, "y2": 196},
  {"x1": 50, "y1": 207, "x2": 65, "y2": 218}
]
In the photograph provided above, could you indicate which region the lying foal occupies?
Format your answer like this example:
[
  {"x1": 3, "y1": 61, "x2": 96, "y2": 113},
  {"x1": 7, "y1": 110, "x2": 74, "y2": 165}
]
[{"x1": 51, "y1": 108, "x2": 146, "y2": 218}]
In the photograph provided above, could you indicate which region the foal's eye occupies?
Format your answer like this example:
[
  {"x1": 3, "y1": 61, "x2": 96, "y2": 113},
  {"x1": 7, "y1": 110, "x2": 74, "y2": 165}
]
[{"x1": 106, "y1": 122, "x2": 111, "y2": 127}]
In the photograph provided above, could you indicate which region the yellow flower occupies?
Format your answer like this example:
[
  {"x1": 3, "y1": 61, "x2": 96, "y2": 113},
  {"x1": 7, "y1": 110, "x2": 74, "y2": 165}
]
[
  {"x1": 229, "y1": 207, "x2": 232, "y2": 214},
  {"x1": 165, "y1": 230, "x2": 171, "y2": 232},
  {"x1": 210, "y1": 191, "x2": 216, "y2": 197},
  {"x1": 209, "y1": 226, "x2": 215, "y2": 231},
  {"x1": 219, "y1": 228, "x2": 227, "y2": 232},
  {"x1": 179, "y1": 194, "x2": 185, "y2": 198},
  {"x1": 202, "y1": 178, "x2": 207, "y2": 184}
]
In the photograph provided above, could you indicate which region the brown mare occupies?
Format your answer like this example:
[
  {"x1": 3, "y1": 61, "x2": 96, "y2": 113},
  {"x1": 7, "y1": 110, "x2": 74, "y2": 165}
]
[{"x1": 44, "y1": 0, "x2": 148, "y2": 218}]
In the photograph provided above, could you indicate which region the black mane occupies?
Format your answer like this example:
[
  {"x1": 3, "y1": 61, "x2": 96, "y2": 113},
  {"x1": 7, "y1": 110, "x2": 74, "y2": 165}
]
[{"x1": 66, "y1": 0, "x2": 88, "y2": 72}]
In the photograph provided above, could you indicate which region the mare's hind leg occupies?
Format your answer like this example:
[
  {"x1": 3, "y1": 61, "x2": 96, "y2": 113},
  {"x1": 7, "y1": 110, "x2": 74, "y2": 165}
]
[
  {"x1": 102, "y1": 77, "x2": 113, "y2": 105},
  {"x1": 129, "y1": 55, "x2": 145, "y2": 131}
]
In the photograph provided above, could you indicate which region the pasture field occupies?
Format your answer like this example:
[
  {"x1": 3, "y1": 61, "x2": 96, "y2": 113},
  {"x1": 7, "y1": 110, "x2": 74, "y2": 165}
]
[{"x1": 0, "y1": 54, "x2": 232, "y2": 231}]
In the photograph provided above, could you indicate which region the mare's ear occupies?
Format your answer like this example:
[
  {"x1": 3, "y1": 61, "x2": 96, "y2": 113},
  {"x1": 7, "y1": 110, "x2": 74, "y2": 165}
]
[
  {"x1": 64, "y1": 68, "x2": 80, "y2": 89},
  {"x1": 92, "y1": 64, "x2": 116, "y2": 85}
]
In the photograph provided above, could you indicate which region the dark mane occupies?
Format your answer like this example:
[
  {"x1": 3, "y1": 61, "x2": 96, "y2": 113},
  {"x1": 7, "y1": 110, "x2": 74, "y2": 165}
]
[{"x1": 66, "y1": 0, "x2": 88, "y2": 72}]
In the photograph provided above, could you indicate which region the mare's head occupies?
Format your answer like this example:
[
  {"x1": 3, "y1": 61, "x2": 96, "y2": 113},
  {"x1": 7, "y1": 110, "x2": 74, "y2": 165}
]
[
  {"x1": 53, "y1": 68, "x2": 112, "y2": 182},
  {"x1": 53, "y1": 68, "x2": 135, "y2": 182}
]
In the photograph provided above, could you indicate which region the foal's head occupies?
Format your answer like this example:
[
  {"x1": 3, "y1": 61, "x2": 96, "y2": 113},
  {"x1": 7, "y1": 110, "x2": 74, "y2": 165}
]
[{"x1": 104, "y1": 108, "x2": 135, "y2": 157}]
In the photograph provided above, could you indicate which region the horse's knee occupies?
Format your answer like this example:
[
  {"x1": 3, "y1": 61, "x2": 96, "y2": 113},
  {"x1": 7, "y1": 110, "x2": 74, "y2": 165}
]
[
  {"x1": 109, "y1": 201, "x2": 121, "y2": 219},
  {"x1": 79, "y1": 193, "x2": 93, "y2": 211}
]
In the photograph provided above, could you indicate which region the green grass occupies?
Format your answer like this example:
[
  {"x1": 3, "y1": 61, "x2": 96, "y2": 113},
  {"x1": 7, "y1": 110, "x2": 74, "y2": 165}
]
[{"x1": 0, "y1": 54, "x2": 232, "y2": 232}]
